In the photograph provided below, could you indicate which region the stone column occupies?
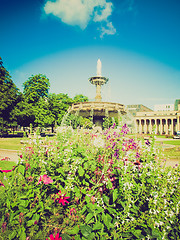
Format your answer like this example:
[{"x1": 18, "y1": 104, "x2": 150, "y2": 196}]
[
  {"x1": 149, "y1": 119, "x2": 152, "y2": 134},
  {"x1": 155, "y1": 119, "x2": 158, "y2": 134},
  {"x1": 160, "y1": 119, "x2": 163, "y2": 135},
  {"x1": 144, "y1": 119, "x2": 147, "y2": 134},
  {"x1": 165, "y1": 119, "x2": 168, "y2": 135},
  {"x1": 177, "y1": 115, "x2": 180, "y2": 132},
  {"x1": 170, "y1": 119, "x2": 174, "y2": 135},
  {"x1": 139, "y1": 119, "x2": 142, "y2": 134},
  {"x1": 95, "y1": 84, "x2": 102, "y2": 102}
]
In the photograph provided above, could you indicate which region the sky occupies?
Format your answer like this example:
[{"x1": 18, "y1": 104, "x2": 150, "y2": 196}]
[{"x1": 1, "y1": 0, "x2": 180, "y2": 110}]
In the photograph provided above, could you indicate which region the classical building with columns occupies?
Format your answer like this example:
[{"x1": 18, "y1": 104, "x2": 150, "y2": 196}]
[{"x1": 135, "y1": 104, "x2": 180, "y2": 135}]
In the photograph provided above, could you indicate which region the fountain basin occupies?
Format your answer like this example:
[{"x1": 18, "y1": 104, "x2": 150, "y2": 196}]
[{"x1": 68, "y1": 102, "x2": 126, "y2": 127}]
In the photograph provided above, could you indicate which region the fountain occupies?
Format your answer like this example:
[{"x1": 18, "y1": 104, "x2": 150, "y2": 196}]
[{"x1": 68, "y1": 59, "x2": 126, "y2": 127}]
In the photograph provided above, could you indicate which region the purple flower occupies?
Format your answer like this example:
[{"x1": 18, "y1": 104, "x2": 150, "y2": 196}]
[{"x1": 121, "y1": 124, "x2": 129, "y2": 136}]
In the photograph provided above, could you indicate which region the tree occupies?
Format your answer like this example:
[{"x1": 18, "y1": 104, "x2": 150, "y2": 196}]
[
  {"x1": 73, "y1": 94, "x2": 89, "y2": 103},
  {"x1": 48, "y1": 93, "x2": 74, "y2": 132},
  {"x1": 23, "y1": 74, "x2": 50, "y2": 104},
  {"x1": 0, "y1": 57, "x2": 21, "y2": 133},
  {"x1": 13, "y1": 97, "x2": 36, "y2": 128}
]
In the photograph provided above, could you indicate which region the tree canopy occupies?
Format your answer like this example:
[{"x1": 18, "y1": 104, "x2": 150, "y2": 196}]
[
  {"x1": 0, "y1": 57, "x2": 90, "y2": 133},
  {"x1": 0, "y1": 57, "x2": 21, "y2": 132},
  {"x1": 73, "y1": 94, "x2": 89, "y2": 103},
  {"x1": 23, "y1": 74, "x2": 50, "y2": 104}
]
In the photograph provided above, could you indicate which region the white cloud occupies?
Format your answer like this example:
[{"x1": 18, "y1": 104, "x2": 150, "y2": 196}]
[
  {"x1": 93, "y1": 1, "x2": 113, "y2": 22},
  {"x1": 44, "y1": 0, "x2": 116, "y2": 36},
  {"x1": 99, "y1": 21, "x2": 116, "y2": 38}
]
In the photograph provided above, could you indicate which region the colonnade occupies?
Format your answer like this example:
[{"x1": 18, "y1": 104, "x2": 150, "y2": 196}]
[{"x1": 135, "y1": 112, "x2": 180, "y2": 135}]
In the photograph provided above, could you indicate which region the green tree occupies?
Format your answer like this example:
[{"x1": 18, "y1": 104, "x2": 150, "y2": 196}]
[
  {"x1": 14, "y1": 97, "x2": 36, "y2": 128},
  {"x1": 23, "y1": 74, "x2": 50, "y2": 104},
  {"x1": 0, "y1": 57, "x2": 21, "y2": 133},
  {"x1": 73, "y1": 94, "x2": 88, "y2": 103},
  {"x1": 48, "y1": 93, "x2": 74, "y2": 132},
  {"x1": 34, "y1": 98, "x2": 53, "y2": 130}
]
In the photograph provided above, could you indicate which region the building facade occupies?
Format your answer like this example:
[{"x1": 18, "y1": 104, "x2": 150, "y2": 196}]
[
  {"x1": 135, "y1": 106, "x2": 180, "y2": 135},
  {"x1": 154, "y1": 104, "x2": 174, "y2": 111}
]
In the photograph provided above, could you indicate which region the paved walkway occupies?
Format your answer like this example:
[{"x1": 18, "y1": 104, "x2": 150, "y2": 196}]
[{"x1": 0, "y1": 149, "x2": 19, "y2": 163}]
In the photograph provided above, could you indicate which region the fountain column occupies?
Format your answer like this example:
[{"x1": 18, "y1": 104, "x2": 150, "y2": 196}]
[{"x1": 96, "y1": 84, "x2": 102, "y2": 102}]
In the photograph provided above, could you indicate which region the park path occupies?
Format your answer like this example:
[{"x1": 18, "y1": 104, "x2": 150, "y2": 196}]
[{"x1": 0, "y1": 149, "x2": 19, "y2": 163}]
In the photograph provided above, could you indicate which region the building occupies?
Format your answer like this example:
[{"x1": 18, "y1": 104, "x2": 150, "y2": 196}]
[
  {"x1": 135, "y1": 100, "x2": 180, "y2": 135},
  {"x1": 154, "y1": 104, "x2": 174, "y2": 111},
  {"x1": 127, "y1": 104, "x2": 153, "y2": 116}
]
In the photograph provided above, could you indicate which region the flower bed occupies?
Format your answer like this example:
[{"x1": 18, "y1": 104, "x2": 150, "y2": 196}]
[{"x1": 0, "y1": 125, "x2": 180, "y2": 239}]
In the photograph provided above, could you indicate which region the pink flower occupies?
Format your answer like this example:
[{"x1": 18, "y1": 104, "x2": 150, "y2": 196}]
[
  {"x1": 0, "y1": 166, "x2": 15, "y2": 173},
  {"x1": 46, "y1": 233, "x2": 62, "y2": 240},
  {"x1": 91, "y1": 196, "x2": 96, "y2": 204},
  {"x1": 70, "y1": 208, "x2": 77, "y2": 215},
  {"x1": 37, "y1": 175, "x2": 53, "y2": 185},
  {"x1": 54, "y1": 190, "x2": 70, "y2": 206}
]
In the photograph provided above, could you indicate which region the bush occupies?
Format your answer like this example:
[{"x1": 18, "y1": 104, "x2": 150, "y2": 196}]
[{"x1": 0, "y1": 125, "x2": 180, "y2": 239}]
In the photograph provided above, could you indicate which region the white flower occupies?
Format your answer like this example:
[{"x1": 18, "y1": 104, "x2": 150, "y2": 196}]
[{"x1": 93, "y1": 137, "x2": 105, "y2": 148}]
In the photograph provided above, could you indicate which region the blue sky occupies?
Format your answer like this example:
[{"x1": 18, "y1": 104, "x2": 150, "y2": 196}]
[{"x1": 1, "y1": 0, "x2": 180, "y2": 109}]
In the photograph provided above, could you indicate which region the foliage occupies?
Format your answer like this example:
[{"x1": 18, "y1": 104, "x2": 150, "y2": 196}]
[
  {"x1": 23, "y1": 74, "x2": 50, "y2": 104},
  {"x1": 12, "y1": 97, "x2": 36, "y2": 128},
  {"x1": 73, "y1": 94, "x2": 89, "y2": 103},
  {"x1": 0, "y1": 126, "x2": 180, "y2": 239},
  {"x1": 0, "y1": 57, "x2": 21, "y2": 133},
  {"x1": 47, "y1": 93, "x2": 74, "y2": 131},
  {"x1": 63, "y1": 114, "x2": 93, "y2": 129}
]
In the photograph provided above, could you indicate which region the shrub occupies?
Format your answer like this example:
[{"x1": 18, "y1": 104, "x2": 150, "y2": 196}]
[{"x1": 0, "y1": 125, "x2": 180, "y2": 239}]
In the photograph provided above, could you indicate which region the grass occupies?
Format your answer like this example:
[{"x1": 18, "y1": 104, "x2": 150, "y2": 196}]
[
  {"x1": 163, "y1": 147, "x2": 180, "y2": 160},
  {"x1": 161, "y1": 140, "x2": 180, "y2": 145},
  {"x1": 0, "y1": 138, "x2": 24, "y2": 150},
  {"x1": 0, "y1": 160, "x2": 16, "y2": 170}
]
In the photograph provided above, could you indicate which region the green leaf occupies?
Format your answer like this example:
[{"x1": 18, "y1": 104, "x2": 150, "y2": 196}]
[
  {"x1": 9, "y1": 230, "x2": 17, "y2": 239},
  {"x1": 6, "y1": 198, "x2": 10, "y2": 208},
  {"x1": 93, "y1": 221, "x2": 103, "y2": 230},
  {"x1": 32, "y1": 213, "x2": 40, "y2": 221},
  {"x1": 19, "y1": 229, "x2": 26, "y2": 240},
  {"x1": 132, "y1": 229, "x2": 142, "y2": 238},
  {"x1": 19, "y1": 200, "x2": 28, "y2": 207},
  {"x1": 102, "y1": 213, "x2": 113, "y2": 229},
  {"x1": 103, "y1": 195, "x2": 109, "y2": 205},
  {"x1": 61, "y1": 233, "x2": 71, "y2": 240},
  {"x1": 152, "y1": 229, "x2": 162, "y2": 239},
  {"x1": 88, "y1": 232, "x2": 95, "y2": 240},
  {"x1": 18, "y1": 165, "x2": 25, "y2": 175},
  {"x1": 85, "y1": 213, "x2": 94, "y2": 223},
  {"x1": 80, "y1": 225, "x2": 92, "y2": 238},
  {"x1": 78, "y1": 166, "x2": 85, "y2": 177},
  {"x1": 91, "y1": 164, "x2": 96, "y2": 172},
  {"x1": 27, "y1": 219, "x2": 35, "y2": 227},
  {"x1": 113, "y1": 189, "x2": 118, "y2": 202},
  {"x1": 81, "y1": 205, "x2": 87, "y2": 214},
  {"x1": 67, "y1": 225, "x2": 79, "y2": 235},
  {"x1": 26, "y1": 212, "x2": 33, "y2": 218},
  {"x1": 84, "y1": 162, "x2": 89, "y2": 169}
]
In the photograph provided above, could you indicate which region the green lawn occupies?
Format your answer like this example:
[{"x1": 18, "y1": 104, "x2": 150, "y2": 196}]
[
  {"x1": 161, "y1": 140, "x2": 180, "y2": 145},
  {"x1": 0, "y1": 138, "x2": 24, "y2": 150},
  {"x1": 0, "y1": 160, "x2": 16, "y2": 170}
]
